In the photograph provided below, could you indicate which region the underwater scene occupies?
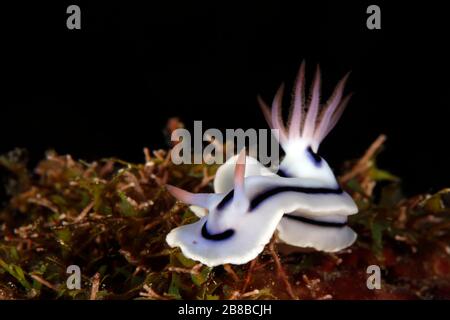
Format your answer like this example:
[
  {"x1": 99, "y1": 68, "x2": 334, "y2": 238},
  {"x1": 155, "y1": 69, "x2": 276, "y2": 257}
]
[{"x1": 1, "y1": 1, "x2": 450, "y2": 304}]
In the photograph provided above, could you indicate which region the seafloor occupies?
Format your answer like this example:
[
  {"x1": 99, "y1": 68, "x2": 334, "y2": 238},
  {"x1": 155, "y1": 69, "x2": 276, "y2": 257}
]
[{"x1": 1, "y1": 135, "x2": 450, "y2": 300}]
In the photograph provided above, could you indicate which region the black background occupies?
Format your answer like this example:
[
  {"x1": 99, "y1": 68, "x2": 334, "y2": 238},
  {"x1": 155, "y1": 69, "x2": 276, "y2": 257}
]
[{"x1": 2, "y1": 1, "x2": 449, "y2": 195}]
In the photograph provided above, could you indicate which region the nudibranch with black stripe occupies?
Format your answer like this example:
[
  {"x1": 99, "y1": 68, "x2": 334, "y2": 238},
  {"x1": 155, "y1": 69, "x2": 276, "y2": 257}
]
[
  {"x1": 209, "y1": 62, "x2": 358, "y2": 253},
  {"x1": 166, "y1": 149, "x2": 289, "y2": 267},
  {"x1": 255, "y1": 62, "x2": 358, "y2": 251},
  {"x1": 167, "y1": 149, "x2": 356, "y2": 266},
  {"x1": 165, "y1": 63, "x2": 359, "y2": 266}
]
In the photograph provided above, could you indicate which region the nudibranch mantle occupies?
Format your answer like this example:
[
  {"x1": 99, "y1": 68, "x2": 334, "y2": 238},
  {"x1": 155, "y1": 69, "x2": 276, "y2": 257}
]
[{"x1": 166, "y1": 62, "x2": 358, "y2": 266}]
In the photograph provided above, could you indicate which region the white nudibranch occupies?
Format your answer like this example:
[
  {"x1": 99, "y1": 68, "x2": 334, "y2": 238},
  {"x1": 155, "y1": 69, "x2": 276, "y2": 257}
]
[
  {"x1": 165, "y1": 62, "x2": 359, "y2": 267},
  {"x1": 256, "y1": 62, "x2": 358, "y2": 252},
  {"x1": 166, "y1": 149, "x2": 287, "y2": 267}
]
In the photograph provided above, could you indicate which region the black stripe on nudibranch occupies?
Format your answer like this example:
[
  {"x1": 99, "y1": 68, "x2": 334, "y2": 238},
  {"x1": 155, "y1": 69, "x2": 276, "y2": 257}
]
[
  {"x1": 249, "y1": 185, "x2": 343, "y2": 211},
  {"x1": 201, "y1": 222, "x2": 235, "y2": 241},
  {"x1": 277, "y1": 168, "x2": 292, "y2": 178},
  {"x1": 307, "y1": 146, "x2": 322, "y2": 167},
  {"x1": 216, "y1": 189, "x2": 234, "y2": 210},
  {"x1": 284, "y1": 213, "x2": 347, "y2": 228}
]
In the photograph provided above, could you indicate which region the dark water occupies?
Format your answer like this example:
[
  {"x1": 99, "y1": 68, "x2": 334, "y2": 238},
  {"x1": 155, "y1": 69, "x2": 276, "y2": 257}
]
[{"x1": 2, "y1": 1, "x2": 449, "y2": 195}]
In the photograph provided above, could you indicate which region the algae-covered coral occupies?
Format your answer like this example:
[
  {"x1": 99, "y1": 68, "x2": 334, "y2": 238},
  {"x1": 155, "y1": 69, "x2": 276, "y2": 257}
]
[{"x1": 1, "y1": 135, "x2": 450, "y2": 300}]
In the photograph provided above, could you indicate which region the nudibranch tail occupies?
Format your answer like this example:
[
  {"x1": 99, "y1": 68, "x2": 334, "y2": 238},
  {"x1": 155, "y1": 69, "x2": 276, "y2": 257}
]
[
  {"x1": 258, "y1": 61, "x2": 352, "y2": 153},
  {"x1": 166, "y1": 185, "x2": 206, "y2": 206},
  {"x1": 166, "y1": 184, "x2": 221, "y2": 210}
]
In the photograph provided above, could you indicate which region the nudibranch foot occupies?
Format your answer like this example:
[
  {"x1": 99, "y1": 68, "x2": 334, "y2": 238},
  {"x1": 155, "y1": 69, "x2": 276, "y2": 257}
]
[
  {"x1": 166, "y1": 207, "x2": 284, "y2": 267},
  {"x1": 277, "y1": 213, "x2": 357, "y2": 252}
]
